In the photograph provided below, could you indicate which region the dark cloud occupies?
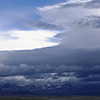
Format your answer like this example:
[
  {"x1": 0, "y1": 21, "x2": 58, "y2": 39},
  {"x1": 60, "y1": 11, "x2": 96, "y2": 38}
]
[
  {"x1": 26, "y1": 21, "x2": 63, "y2": 30},
  {"x1": 0, "y1": 48, "x2": 100, "y2": 85},
  {"x1": 84, "y1": 0, "x2": 100, "y2": 8},
  {"x1": 81, "y1": 74, "x2": 100, "y2": 82},
  {"x1": 1, "y1": 63, "x2": 99, "y2": 77},
  {"x1": 1, "y1": 0, "x2": 100, "y2": 87},
  {"x1": 59, "y1": 0, "x2": 100, "y2": 9},
  {"x1": 1, "y1": 45, "x2": 100, "y2": 66},
  {"x1": 71, "y1": 16, "x2": 100, "y2": 28}
]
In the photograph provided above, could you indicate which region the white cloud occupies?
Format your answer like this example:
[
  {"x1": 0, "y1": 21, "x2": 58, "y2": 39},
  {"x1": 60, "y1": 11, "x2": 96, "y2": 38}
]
[
  {"x1": 37, "y1": 0, "x2": 100, "y2": 49},
  {"x1": 0, "y1": 76, "x2": 33, "y2": 85},
  {"x1": 37, "y1": 0, "x2": 100, "y2": 29},
  {"x1": 37, "y1": 0, "x2": 92, "y2": 11},
  {"x1": 67, "y1": 0, "x2": 92, "y2": 4},
  {"x1": 0, "y1": 30, "x2": 58, "y2": 51}
]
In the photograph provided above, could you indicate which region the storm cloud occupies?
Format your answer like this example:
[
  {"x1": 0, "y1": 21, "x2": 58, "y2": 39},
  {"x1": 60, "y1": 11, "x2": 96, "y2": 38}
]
[{"x1": 1, "y1": 0, "x2": 100, "y2": 86}]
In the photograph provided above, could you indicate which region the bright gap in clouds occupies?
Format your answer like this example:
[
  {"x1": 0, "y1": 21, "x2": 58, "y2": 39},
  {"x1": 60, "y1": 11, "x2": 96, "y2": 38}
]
[{"x1": 0, "y1": 30, "x2": 59, "y2": 51}]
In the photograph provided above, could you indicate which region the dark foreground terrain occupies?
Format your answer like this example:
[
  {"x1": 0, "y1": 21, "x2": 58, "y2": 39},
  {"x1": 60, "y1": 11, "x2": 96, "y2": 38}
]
[{"x1": 0, "y1": 96, "x2": 100, "y2": 100}]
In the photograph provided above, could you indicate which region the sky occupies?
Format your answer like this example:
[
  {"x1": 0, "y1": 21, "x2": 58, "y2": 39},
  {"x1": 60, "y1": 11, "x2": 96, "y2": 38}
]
[
  {"x1": 1, "y1": 0, "x2": 100, "y2": 92},
  {"x1": 0, "y1": 0, "x2": 66, "y2": 51}
]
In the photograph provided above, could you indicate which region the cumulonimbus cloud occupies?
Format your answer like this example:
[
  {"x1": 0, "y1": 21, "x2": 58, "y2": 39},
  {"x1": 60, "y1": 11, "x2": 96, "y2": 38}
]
[{"x1": 1, "y1": 0, "x2": 100, "y2": 85}]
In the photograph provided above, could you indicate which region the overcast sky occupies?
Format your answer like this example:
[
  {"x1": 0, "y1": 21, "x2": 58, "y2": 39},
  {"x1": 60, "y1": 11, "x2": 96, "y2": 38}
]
[{"x1": 0, "y1": 0, "x2": 100, "y2": 87}]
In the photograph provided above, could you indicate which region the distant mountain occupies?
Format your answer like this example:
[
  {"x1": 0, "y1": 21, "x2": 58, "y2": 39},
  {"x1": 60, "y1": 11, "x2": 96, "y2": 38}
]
[{"x1": 0, "y1": 83, "x2": 100, "y2": 96}]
